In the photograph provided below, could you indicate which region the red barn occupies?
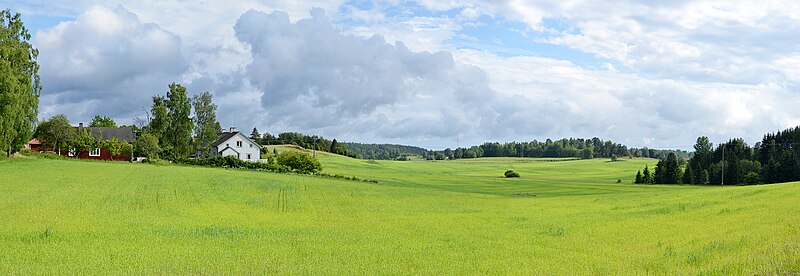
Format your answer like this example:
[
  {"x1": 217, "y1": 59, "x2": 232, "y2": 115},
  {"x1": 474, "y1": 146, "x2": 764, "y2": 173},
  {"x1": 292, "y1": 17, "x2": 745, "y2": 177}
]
[{"x1": 60, "y1": 124, "x2": 136, "y2": 161}]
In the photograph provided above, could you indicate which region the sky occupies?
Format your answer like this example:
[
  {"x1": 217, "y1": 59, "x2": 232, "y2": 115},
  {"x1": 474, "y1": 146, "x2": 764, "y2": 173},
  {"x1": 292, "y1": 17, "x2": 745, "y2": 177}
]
[{"x1": 5, "y1": 0, "x2": 800, "y2": 150}]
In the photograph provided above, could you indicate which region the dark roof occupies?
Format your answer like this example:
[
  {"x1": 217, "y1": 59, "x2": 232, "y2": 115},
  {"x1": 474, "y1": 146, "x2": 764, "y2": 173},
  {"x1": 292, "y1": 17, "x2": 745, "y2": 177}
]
[
  {"x1": 211, "y1": 131, "x2": 262, "y2": 148},
  {"x1": 212, "y1": 132, "x2": 238, "y2": 147},
  {"x1": 75, "y1": 127, "x2": 135, "y2": 143}
]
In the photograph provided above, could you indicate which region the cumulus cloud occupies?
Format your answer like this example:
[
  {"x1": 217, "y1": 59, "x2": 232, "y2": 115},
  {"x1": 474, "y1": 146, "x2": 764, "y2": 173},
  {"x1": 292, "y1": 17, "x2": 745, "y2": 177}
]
[
  {"x1": 233, "y1": 8, "x2": 568, "y2": 144},
  {"x1": 36, "y1": 5, "x2": 187, "y2": 123}
]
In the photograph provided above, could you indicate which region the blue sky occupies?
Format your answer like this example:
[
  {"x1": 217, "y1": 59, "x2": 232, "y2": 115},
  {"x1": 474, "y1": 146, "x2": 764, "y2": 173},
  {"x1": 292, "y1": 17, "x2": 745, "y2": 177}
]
[{"x1": 5, "y1": 0, "x2": 800, "y2": 149}]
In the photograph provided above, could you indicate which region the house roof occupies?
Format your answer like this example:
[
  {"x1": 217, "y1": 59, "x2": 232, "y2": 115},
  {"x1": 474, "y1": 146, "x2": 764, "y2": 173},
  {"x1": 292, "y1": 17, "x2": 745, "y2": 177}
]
[
  {"x1": 75, "y1": 127, "x2": 135, "y2": 143},
  {"x1": 27, "y1": 138, "x2": 41, "y2": 145},
  {"x1": 211, "y1": 131, "x2": 261, "y2": 147},
  {"x1": 211, "y1": 132, "x2": 238, "y2": 147}
]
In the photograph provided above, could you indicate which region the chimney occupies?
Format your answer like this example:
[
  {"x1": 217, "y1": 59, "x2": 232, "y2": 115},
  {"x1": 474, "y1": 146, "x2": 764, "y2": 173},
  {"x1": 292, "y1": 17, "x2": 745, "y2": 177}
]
[
  {"x1": 229, "y1": 126, "x2": 237, "y2": 133},
  {"x1": 79, "y1": 122, "x2": 84, "y2": 129}
]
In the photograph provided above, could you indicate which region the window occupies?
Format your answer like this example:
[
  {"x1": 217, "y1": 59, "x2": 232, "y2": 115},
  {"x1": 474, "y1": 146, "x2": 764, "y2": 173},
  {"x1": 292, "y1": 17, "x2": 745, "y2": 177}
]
[
  {"x1": 236, "y1": 141, "x2": 243, "y2": 147},
  {"x1": 68, "y1": 148, "x2": 76, "y2": 157},
  {"x1": 89, "y1": 148, "x2": 101, "y2": 157},
  {"x1": 247, "y1": 153, "x2": 251, "y2": 160}
]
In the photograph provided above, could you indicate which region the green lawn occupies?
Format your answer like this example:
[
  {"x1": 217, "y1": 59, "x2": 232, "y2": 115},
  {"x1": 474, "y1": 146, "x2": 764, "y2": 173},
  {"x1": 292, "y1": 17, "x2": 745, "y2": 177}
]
[{"x1": 1, "y1": 151, "x2": 798, "y2": 274}]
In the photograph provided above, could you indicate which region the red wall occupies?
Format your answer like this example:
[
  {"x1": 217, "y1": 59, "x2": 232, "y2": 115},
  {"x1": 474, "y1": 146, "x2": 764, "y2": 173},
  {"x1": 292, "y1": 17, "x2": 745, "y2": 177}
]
[{"x1": 60, "y1": 148, "x2": 131, "y2": 161}]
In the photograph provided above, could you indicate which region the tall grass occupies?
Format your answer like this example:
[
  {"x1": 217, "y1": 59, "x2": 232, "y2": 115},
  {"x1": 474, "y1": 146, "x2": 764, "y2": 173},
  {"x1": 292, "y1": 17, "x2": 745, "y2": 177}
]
[{"x1": 0, "y1": 154, "x2": 797, "y2": 274}]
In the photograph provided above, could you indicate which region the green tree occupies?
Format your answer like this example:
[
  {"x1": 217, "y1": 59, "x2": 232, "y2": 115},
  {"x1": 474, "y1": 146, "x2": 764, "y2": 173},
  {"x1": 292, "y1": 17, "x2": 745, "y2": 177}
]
[
  {"x1": 70, "y1": 128, "x2": 97, "y2": 156},
  {"x1": 275, "y1": 151, "x2": 321, "y2": 174},
  {"x1": 250, "y1": 127, "x2": 260, "y2": 142},
  {"x1": 102, "y1": 138, "x2": 122, "y2": 161},
  {"x1": 699, "y1": 169, "x2": 710, "y2": 185},
  {"x1": 134, "y1": 132, "x2": 161, "y2": 159},
  {"x1": 642, "y1": 165, "x2": 653, "y2": 184},
  {"x1": 148, "y1": 96, "x2": 168, "y2": 141},
  {"x1": 191, "y1": 91, "x2": 218, "y2": 158},
  {"x1": 580, "y1": 148, "x2": 593, "y2": 159},
  {"x1": 35, "y1": 114, "x2": 73, "y2": 154},
  {"x1": 329, "y1": 138, "x2": 339, "y2": 154},
  {"x1": 682, "y1": 165, "x2": 694, "y2": 184},
  {"x1": 165, "y1": 83, "x2": 193, "y2": 159},
  {"x1": 0, "y1": 9, "x2": 40, "y2": 156},
  {"x1": 743, "y1": 172, "x2": 760, "y2": 185},
  {"x1": 610, "y1": 154, "x2": 618, "y2": 162},
  {"x1": 635, "y1": 170, "x2": 643, "y2": 184},
  {"x1": 89, "y1": 115, "x2": 116, "y2": 127}
]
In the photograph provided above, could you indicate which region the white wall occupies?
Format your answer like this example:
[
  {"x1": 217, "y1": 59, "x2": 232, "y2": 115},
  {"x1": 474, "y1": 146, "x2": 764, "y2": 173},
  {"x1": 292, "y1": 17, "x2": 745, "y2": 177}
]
[{"x1": 211, "y1": 133, "x2": 262, "y2": 161}]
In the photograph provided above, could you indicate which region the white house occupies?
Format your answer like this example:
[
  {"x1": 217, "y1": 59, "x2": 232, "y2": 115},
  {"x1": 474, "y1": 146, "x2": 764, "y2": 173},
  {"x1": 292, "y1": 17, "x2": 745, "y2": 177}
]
[{"x1": 210, "y1": 127, "x2": 264, "y2": 162}]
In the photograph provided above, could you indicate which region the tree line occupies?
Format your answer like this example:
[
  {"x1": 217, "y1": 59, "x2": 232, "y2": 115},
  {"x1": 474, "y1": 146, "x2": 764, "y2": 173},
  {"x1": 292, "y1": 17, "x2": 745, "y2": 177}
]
[
  {"x1": 339, "y1": 143, "x2": 428, "y2": 160},
  {"x1": 248, "y1": 128, "x2": 358, "y2": 158},
  {"x1": 421, "y1": 138, "x2": 689, "y2": 161},
  {"x1": 635, "y1": 125, "x2": 800, "y2": 185}
]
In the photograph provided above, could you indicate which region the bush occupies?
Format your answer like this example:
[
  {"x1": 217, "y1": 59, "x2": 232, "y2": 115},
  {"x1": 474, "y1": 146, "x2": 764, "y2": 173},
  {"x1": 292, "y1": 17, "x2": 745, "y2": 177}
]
[
  {"x1": 178, "y1": 156, "x2": 291, "y2": 173},
  {"x1": 276, "y1": 152, "x2": 322, "y2": 174},
  {"x1": 743, "y1": 172, "x2": 760, "y2": 185},
  {"x1": 504, "y1": 170, "x2": 520, "y2": 178}
]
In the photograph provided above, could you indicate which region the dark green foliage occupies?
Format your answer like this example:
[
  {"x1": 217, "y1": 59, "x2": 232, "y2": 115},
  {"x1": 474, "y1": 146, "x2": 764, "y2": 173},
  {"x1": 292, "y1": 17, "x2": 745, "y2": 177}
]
[
  {"x1": 340, "y1": 142, "x2": 427, "y2": 160},
  {"x1": 682, "y1": 165, "x2": 694, "y2": 185},
  {"x1": 35, "y1": 114, "x2": 73, "y2": 154},
  {"x1": 743, "y1": 172, "x2": 760, "y2": 185},
  {"x1": 260, "y1": 132, "x2": 357, "y2": 158},
  {"x1": 635, "y1": 170, "x2": 643, "y2": 184},
  {"x1": 164, "y1": 83, "x2": 193, "y2": 159},
  {"x1": 250, "y1": 127, "x2": 260, "y2": 141},
  {"x1": 698, "y1": 169, "x2": 710, "y2": 185},
  {"x1": 192, "y1": 91, "x2": 219, "y2": 158},
  {"x1": 656, "y1": 153, "x2": 681, "y2": 184},
  {"x1": 580, "y1": 148, "x2": 593, "y2": 159},
  {"x1": 504, "y1": 170, "x2": 520, "y2": 178},
  {"x1": 642, "y1": 165, "x2": 653, "y2": 184},
  {"x1": 610, "y1": 154, "x2": 618, "y2": 162},
  {"x1": 134, "y1": 132, "x2": 161, "y2": 159},
  {"x1": 89, "y1": 115, "x2": 115, "y2": 127},
  {"x1": 0, "y1": 9, "x2": 40, "y2": 156},
  {"x1": 432, "y1": 137, "x2": 689, "y2": 161},
  {"x1": 180, "y1": 156, "x2": 290, "y2": 173},
  {"x1": 275, "y1": 151, "x2": 322, "y2": 174},
  {"x1": 148, "y1": 96, "x2": 168, "y2": 141}
]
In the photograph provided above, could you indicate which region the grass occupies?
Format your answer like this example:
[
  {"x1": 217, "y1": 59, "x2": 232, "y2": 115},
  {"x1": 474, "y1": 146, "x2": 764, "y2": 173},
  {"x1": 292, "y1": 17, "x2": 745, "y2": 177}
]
[{"x1": 0, "y1": 148, "x2": 798, "y2": 274}]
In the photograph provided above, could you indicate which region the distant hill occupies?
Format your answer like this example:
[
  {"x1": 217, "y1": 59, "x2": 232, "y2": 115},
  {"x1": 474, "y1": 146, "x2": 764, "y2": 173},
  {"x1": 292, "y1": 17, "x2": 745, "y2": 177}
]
[{"x1": 340, "y1": 142, "x2": 428, "y2": 160}]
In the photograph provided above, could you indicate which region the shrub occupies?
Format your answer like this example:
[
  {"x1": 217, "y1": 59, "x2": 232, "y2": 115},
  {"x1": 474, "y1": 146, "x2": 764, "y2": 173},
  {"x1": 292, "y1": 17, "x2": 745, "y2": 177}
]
[
  {"x1": 743, "y1": 172, "x2": 760, "y2": 185},
  {"x1": 276, "y1": 152, "x2": 322, "y2": 174},
  {"x1": 178, "y1": 156, "x2": 291, "y2": 173},
  {"x1": 504, "y1": 170, "x2": 520, "y2": 178}
]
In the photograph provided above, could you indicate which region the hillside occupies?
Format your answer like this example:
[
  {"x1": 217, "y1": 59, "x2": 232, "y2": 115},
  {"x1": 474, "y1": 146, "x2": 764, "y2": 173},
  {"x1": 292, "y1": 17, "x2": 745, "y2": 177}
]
[
  {"x1": 339, "y1": 142, "x2": 428, "y2": 160},
  {"x1": 0, "y1": 156, "x2": 798, "y2": 274}
]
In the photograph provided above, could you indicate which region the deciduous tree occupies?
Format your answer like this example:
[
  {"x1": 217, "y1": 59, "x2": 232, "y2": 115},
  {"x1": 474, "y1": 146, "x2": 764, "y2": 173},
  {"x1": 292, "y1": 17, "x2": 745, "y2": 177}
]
[{"x1": 0, "y1": 9, "x2": 40, "y2": 156}]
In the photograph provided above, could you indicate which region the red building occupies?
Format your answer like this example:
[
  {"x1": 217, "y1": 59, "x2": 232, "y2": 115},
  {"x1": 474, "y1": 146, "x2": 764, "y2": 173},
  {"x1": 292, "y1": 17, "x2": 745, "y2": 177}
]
[
  {"x1": 24, "y1": 138, "x2": 42, "y2": 151},
  {"x1": 59, "y1": 124, "x2": 136, "y2": 161}
]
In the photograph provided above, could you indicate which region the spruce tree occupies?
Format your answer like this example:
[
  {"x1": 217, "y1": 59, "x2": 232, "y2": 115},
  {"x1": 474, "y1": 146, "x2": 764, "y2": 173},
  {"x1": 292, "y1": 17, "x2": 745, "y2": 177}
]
[
  {"x1": 635, "y1": 170, "x2": 643, "y2": 184},
  {"x1": 682, "y1": 165, "x2": 694, "y2": 184},
  {"x1": 643, "y1": 165, "x2": 653, "y2": 184}
]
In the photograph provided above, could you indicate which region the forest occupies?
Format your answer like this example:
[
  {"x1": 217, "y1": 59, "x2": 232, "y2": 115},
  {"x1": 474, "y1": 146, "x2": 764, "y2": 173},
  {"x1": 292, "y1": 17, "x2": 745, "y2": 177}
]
[
  {"x1": 635, "y1": 126, "x2": 800, "y2": 185},
  {"x1": 422, "y1": 138, "x2": 689, "y2": 161}
]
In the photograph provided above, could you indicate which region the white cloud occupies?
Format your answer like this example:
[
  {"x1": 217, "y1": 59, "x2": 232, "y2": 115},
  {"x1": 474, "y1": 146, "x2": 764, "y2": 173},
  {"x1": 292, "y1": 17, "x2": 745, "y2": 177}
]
[{"x1": 36, "y1": 5, "x2": 187, "y2": 123}]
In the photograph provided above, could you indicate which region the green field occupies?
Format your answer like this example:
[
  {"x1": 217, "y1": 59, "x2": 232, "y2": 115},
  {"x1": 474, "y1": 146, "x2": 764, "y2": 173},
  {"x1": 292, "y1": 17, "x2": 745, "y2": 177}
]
[{"x1": 1, "y1": 149, "x2": 798, "y2": 274}]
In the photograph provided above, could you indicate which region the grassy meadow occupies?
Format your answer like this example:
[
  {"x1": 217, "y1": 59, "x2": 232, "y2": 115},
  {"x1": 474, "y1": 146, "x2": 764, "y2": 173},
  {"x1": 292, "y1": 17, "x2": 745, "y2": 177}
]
[{"x1": 0, "y1": 149, "x2": 798, "y2": 274}]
